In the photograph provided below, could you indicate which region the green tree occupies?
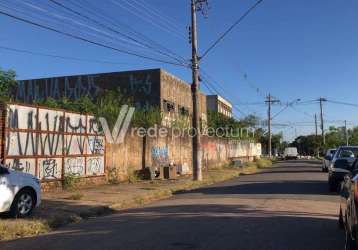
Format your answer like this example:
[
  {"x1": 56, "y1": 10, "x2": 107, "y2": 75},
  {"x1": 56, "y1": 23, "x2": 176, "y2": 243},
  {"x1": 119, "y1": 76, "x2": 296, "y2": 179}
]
[{"x1": 0, "y1": 69, "x2": 17, "y2": 102}]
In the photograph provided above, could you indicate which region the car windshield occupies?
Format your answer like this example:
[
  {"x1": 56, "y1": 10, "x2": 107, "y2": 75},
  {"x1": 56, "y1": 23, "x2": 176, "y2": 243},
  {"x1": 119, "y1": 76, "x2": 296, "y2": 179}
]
[{"x1": 337, "y1": 147, "x2": 358, "y2": 158}]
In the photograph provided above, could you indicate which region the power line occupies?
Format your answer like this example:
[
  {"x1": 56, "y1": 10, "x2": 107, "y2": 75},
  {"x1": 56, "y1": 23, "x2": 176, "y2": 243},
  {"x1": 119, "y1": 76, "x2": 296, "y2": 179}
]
[
  {"x1": 0, "y1": 45, "x2": 140, "y2": 65},
  {"x1": 70, "y1": 0, "x2": 188, "y2": 64},
  {"x1": 9, "y1": 0, "x2": 145, "y2": 49},
  {"x1": 48, "y1": 0, "x2": 187, "y2": 66},
  {"x1": 132, "y1": 0, "x2": 185, "y2": 33},
  {"x1": 1, "y1": 0, "x2": 188, "y2": 63},
  {"x1": 289, "y1": 105, "x2": 314, "y2": 119},
  {"x1": 200, "y1": 68, "x2": 262, "y2": 115},
  {"x1": 0, "y1": 9, "x2": 187, "y2": 67},
  {"x1": 200, "y1": 0, "x2": 264, "y2": 60},
  {"x1": 200, "y1": 77, "x2": 247, "y2": 116},
  {"x1": 272, "y1": 105, "x2": 290, "y2": 119},
  {"x1": 111, "y1": 0, "x2": 186, "y2": 41},
  {"x1": 326, "y1": 99, "x2": 358, "y2": 108}
]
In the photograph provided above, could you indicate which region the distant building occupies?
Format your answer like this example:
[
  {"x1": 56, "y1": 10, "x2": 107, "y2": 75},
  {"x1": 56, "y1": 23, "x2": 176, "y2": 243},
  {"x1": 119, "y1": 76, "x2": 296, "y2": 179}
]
[
  {"x1": 13, "y1": 68, "x2": 207, "y2": 127},
  {"x1": 206, "y1": 95, "x2": 233, "y2": 118}
]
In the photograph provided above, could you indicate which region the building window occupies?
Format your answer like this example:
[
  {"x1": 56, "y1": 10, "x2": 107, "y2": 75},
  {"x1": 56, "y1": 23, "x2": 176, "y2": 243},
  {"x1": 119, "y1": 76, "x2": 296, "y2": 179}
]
[{"x1": 163, "y1": 100, "x2": 175, "y2": 112}]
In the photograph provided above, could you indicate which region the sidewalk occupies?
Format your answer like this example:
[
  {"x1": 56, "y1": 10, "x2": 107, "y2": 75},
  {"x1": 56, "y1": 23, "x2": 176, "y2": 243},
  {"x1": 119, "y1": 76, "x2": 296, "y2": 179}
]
[{"x1": 0, "y1": 161, "x2": 272, "y2": 241}]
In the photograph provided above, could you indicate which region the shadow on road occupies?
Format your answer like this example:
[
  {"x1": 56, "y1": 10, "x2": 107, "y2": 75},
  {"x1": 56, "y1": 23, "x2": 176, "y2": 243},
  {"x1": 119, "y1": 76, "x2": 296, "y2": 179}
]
[
  {"x1": 0, "y1": 204, "x2": 344, "y2": 250},
  {"x1": 184, "y1": 180, "x2": 332, "y2": 196},
  {"x1": 277, "y1": 160, "x2": 322, "y2": 165}
]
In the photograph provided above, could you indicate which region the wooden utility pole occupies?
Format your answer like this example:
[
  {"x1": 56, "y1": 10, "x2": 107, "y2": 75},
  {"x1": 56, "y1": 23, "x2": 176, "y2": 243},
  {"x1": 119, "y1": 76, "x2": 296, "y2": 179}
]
[
  {"x1": 191, "y1": 0, "x2": 203, "y2": 181},
  {"x1": 314, "y1": 113, "x2": 319, "y2": 157},
  {"x1": 314, "y1": 114, "x2": 318, "y2": 137},
  {"x1": 345, "y1": 120, "x2": 349, "y2": 146},
  {"x1": 267, "y1": 94, "x2": 272, "y2": 158},
  {"x1": 319, "y1": 97, "x2": 326, "y2": 145},
  {"x1": 265, "y1": 94, "x2": 279, "y2": 158}
]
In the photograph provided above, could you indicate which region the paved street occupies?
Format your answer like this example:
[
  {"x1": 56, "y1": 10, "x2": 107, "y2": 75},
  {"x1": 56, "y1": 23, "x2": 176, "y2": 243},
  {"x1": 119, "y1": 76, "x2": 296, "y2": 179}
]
[{"x1": 0, "y1": 160, "x2": 345, "y2": 250}]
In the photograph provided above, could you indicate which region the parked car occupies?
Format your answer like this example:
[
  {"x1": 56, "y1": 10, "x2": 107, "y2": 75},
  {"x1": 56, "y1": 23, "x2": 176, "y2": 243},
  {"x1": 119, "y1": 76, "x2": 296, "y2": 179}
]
[
  {"x1": 339, "y1": 158, "x2": 358, "y2": 249},
  {"x1": 283, "y1": 147, "x2": 298, "y2": 160},
  {"x1": 322, "y1": 148, "x2": 336, "y2": 172},
  {"x1": 0, "y1": 165, "x2": 41, "y2": 217},
  {"x1": 328, "y1": 146, "x2": 358, "y2": 192}
]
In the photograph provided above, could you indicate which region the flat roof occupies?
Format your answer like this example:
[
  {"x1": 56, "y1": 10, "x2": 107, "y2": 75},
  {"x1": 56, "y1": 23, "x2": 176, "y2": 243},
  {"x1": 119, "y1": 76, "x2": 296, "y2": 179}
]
[{"x1": 207, "y1": 95, "x2": 232, "y2": 108}]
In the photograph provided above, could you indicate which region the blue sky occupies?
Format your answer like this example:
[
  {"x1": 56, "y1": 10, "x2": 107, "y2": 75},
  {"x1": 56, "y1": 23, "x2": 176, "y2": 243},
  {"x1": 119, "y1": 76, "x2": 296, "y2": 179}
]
[{"x1": 1, "y1": 0, "x2": 358, "y2": 141}]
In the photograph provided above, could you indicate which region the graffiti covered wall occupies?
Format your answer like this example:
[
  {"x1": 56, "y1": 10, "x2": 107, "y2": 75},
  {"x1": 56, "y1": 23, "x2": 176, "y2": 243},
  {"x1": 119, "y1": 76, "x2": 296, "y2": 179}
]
[
  {"x1": 202, "y1": 137, "x2": 262, "y2": 169},
  {"x1": 3, "y1": 104, "x2": 105, "y2": 181},
  {"x1": 14, "y1": 69, "x2": 161, "y2": 109}
]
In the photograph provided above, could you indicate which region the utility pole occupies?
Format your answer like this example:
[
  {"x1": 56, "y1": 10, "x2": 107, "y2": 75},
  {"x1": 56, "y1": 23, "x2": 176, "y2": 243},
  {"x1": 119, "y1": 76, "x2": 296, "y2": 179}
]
[
  {"x1": 314, "y1": 113, "x2": 319, "y2": 157},
  {"x1": 319, "y1": 97, "x2": 326, "y2": 145},
  {"x1": 314, "y1": 114, "x2": 318, "y2": 137},
  {"x1": 345, "y1": 120, "x2": 349, "y2": 146},
  {"x1": 190, "y1": 0, "x2": 207, "y2": 181},
  {"x1": 265, "y1": 94, "x2": 279, "y2": 158},
  {"x1": 267, "y1": 94, "x2": 272, "y2": 158}
]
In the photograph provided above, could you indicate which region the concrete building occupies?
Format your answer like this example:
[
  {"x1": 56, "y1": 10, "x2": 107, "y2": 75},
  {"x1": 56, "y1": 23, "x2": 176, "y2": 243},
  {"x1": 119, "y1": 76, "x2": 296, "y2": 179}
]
[
  {"x1": 206, "y1": 95, "x2": 233, "y2": 118},
  {"x1": 13, "y1": 68, "x2": 207, "y2": 127}
]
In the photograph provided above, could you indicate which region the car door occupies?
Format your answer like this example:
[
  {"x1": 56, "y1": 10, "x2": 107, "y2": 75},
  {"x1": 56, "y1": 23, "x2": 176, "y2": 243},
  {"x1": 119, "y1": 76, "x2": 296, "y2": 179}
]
[
  {"x1": 0, "y1": 166, "x2": 9, "y2": 185},
  {"x1": 0, "y1": 166, "x2": 12, "y2": 212}
]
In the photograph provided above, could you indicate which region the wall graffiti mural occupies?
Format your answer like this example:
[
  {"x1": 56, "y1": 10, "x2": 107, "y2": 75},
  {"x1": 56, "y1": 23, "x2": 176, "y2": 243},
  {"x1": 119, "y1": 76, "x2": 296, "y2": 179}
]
[
  {"x1": 38, "y1": 158, "x2": 62, "y2": 180},
  {"x1": 3, "y1": 104, "x2": 105, "y2": 181},
  {"x1": 65, "y1": 157, "x2": 85, "y2": 176},
  {"x1": 5, "y1": 158, "x2": 36, "y2": 176},
  {"x1": 202, "y1": 139, "x2": 261, "y2": 161},
  {"x1": 86, "y1": 157, "x2": 104, "y2": 176},
  {"x1": 16, "y1": 75, "x2": 100, "y2": 103},
  {"x1": 151, "y1": 146, "x2": 169, "y2": 167}
]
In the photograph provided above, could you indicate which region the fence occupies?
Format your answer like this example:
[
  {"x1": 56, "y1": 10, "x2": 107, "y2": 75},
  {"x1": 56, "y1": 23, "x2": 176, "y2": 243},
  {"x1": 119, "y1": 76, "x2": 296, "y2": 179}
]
[{"x1": 1, "y1": 103, "x2": 106, "y2": 182}]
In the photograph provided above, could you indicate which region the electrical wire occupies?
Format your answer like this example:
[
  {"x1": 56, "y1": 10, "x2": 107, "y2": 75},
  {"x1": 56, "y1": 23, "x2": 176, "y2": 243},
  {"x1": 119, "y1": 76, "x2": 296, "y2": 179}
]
[
  {"x1": 131, "y1": 0, "x2": 185, "y2": 33},
  {"x1": 48, "y1": 0, "x2": 188, "y2": 66},
  {"x1": 0, "y1": 45, "x2": 140, "y2": 65},
  {"x1": 200, "y1": 0, "x2": 264, "y2": 60},
  {"x1": 0, "y1": 8, "x2": 187, "y2": 67},
  {"x1": 110, "y1": 0, "x2": 186, "y2": 41},
  {"x1": 326, "y1": 99, "x2": 358, "y2": 108},
  {"x1": 75, "y1": 0, "x2": 189, "y2": 64}
]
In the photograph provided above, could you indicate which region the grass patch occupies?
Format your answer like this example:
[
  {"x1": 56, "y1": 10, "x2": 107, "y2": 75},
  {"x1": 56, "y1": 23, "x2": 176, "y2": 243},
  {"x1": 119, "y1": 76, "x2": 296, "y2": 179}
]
[
  {"x1": 255, "y1": 158, "x2": 273, "y2": 168},
  {"x1": 127, "y1": 167, "x2": 141, "y2": 184},
  {"x1": 0, "y1": 219, "x2": 50, "y2": 241},
  {"x1": 66, "y1": 191, "x2": 84, "y2": 200},
  {"x1": 63, "y1": 173, "x2": 80, "y2": 190}
]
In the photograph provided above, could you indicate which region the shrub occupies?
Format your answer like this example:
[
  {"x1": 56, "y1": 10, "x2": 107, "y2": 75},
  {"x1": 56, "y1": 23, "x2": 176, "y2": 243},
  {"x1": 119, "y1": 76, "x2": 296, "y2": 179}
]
[
  {"x1": 63, "y1": 173, "x2": 80, "y2": 190},
  {"x1": 107, "y1": 167, "x2": 119, "y2": 184},
  {"x1": 127, "y1": 167, "x2": 141, "y2": 183},
  {"x1": 66, "y1": 191, "x2": 84, "y2": 200},
  {"x1": 256, "y1": 158, "x2": 272, "y2": 168}
]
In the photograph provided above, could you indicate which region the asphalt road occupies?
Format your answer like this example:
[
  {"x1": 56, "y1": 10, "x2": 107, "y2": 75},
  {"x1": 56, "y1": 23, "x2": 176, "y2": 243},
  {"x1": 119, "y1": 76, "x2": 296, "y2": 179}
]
[{"x1": 0, "y1": 160, "x2": 345, "y2": 250}]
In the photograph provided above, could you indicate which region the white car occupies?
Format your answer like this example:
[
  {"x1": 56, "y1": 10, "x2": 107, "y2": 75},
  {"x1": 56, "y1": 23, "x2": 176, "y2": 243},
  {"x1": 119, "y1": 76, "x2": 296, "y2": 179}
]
[
  {"x1": 0, "y1": 165, "x2": 41, "y2": 217},
  {"x1": 322, "y1": 148, "x2": 336, "y2": 172},
  {"x1": 284, "y1": 147, "x2": 298, "y2": 160}
]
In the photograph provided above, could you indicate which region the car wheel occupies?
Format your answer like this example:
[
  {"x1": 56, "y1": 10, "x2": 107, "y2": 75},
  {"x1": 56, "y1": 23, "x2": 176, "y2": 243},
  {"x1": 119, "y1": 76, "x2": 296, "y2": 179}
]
[
  {"x1": 10, "y1": 189, "x2": 35, "y2": 218},
  {"x1": 339, "y1": 208, "x2": 344, "y2": 229}
]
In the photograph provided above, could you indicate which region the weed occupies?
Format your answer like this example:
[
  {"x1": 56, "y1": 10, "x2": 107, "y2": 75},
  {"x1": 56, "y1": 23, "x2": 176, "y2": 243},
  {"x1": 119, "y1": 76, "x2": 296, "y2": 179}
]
[
  {"x1": 66, "y1": 191, "x2": 84, "y2": 200},
  {"x1": 107, "y1": 167, "x2": 119, "y2": 184},
  {"x1": 63, "y1": 173, "x2": 80, "y2": 190},
  {"x1": 256, "y1": 158, "x2": 273, "y2": 168}
]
